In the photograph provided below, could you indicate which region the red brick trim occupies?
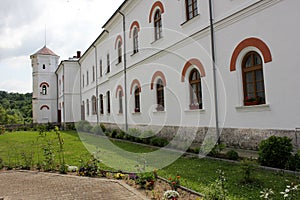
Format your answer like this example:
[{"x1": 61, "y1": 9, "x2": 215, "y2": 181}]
[
  {"x1": 130, "y1": 79, "x2": 141, "y2": 94},
  {"x1": 181, "y1": 58, "x2": 206, "y2": 82},
  {"x1": 149, "y1": 1, "x2": 165, "y2": 23},
  {"x1": 40, "y1": 105, "x2": 49, "y2": 110},
  {"x1": 115, "y1": 85, "x2": 124, "y2": 98},
  {"x1": 40, "y1": 82, "x2": 49, "y2": 87},
  {"x1": 114, "y1": 35, "x2": 123, "y2": 50},
  {"x1": 230, "y1": 37, "x2": 272, "y2": 71},
  {"x1": 150, "y1": 71, "x2": 166, "y2": 90},
  {"x1": 129, "y1": 21, "x2": 140, "y2": 38}
]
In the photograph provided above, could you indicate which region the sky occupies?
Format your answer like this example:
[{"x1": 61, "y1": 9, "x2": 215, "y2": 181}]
[{"x1": 0, "y1": 0, "x2": 124, "y2": 94}]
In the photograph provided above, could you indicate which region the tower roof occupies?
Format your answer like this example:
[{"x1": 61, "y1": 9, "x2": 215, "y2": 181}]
[{"x1": 33, "y1": 46, "x2": 58, "y2": 56}]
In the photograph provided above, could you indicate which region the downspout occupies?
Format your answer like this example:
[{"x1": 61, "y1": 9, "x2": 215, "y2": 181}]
[
  {"x1": 78, "y1": 61, "x2": 83, "y2": 121},
  {"x1": 93, "y1": 45, "x2": 99, "y2": 125},
  {"x1": 117, "y1": 10, "x2": 128, "y2": 132},
  {"x1": 63, "y1": 65, "x2": 66, "y2": 125},
  {"x1": 208, "y1": 0, "x2": 220, "y2": 143}
]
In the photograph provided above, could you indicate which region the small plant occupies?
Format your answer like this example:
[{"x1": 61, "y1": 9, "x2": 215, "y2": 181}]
[
  {"x1": 111, "y1": 129, "x2": 118, "y2": 138},
  {"x1": 280, "y1": 183, "x2": 300, "y2": 200},
  {"x1": 240, "y1": 159, "x2": 257, "y2": 183},
  {"x1": 168, "y1": 175, "x2": 181, "y2": 191},
  {"x1": 163, "y1": 190, "x2": 180, "y2": 200},
  {"x1": 0, "y1": 125, "x2": 5, "y2": 134},
  {"x1": 136, "y1": 172, "x2": 156, "y2": 190},
  {"x1": 205, "y1": 169, "x2": 227, "y2": 200},
  {"x1": 150, "y1": 137, "x2": 169, "y2": 147},
  {"x1": 114, "y1": 172, "x2": 125, "y2": 180},
  {"x1": 258, "y1": 136, "x2": 293, "y2": 169},
  {"x1": 78, "y1": 156, "x2": 101, "y2": 177},
  {"x1": 226, "y1": 149, "x2": 239, "y2": 160},
  {"x1": 20, "y1": 151, "x2": 33, "y2": 170},
  {"x1": 42, "y1": 140, "x2": 55, "y2": 171},
  {"x1": 260, "y1": 188, "x2": 274, "y2": 199},
  {"x1": 55, "y1": 126, "x2": 67, "y2": 174}
]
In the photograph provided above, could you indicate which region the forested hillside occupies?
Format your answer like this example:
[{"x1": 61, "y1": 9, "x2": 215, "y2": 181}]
[{"x1": 0, "y1": 91, "x2": 32, "y2": 124}]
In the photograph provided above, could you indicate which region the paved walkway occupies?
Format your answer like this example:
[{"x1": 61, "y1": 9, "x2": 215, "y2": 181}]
[{"x1": 0, "y1": 171, "x2": 148, "y2": 200}]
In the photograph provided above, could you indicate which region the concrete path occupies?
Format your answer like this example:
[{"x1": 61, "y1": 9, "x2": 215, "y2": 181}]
[{"x1": 0, "y1": 171, "x2": 148, "y2": 200}]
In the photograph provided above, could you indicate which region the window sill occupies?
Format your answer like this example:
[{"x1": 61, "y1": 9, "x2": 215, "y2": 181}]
[
  {"x1": 115, "y1": 62, "x2": 122, "y2": 66},
  {"x1": 132, "y1": 111, "x2": 142, "y2": 115},
  {"x1": 130, "y1": 51, "x2": 139, "y2": 57},
  {"x1": 151, "y1": 36, "x2": 164, "y2": 45},
  {"x1": 184, "y1": 109, "x2": 205, "y2": 113},
  {"x1": 180, "y1": 14, "x2": 200, "y2": 26},
  {"x1": 235, "y1": 104, "x2": 271, "y2": 112},
  {"x1": 153, "y1": 110, "x2": 166, "y2": 114}
]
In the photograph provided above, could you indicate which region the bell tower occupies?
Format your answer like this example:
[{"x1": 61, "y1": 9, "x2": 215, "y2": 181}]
[{"x1": 30, "y1": 46, "x2": 60, "y2": 123}]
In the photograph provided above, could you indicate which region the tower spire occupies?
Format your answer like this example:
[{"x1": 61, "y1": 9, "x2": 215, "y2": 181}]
[{"x1": 44, "y1": 24, "x2": 47, "y2": 47}]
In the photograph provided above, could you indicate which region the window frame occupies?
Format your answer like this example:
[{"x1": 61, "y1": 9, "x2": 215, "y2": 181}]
[
  {"x1": 107, "y1": 54, "x2": 110, "y2": 74},
  {"x1": 154, "y1": 9, "x2": 162, "y2": 41},
  {"x1": 92, "y1": 95, "x2": 97, "y2": 115},
  {"x1": 156, "y1": 79, "x2": 165, "y2": 111},
  {"x1": 107, "y1": 91, "x2": 111, "y2": 114},
  {"x1": 99, "y1": 94, "x2": 104, "y2": 115},
  {"x1": 118, "y1": 41, "x2": 122, "y2": 64},
  {"x1": 185, "y1": 0, "x2": 198, "y2": 21},
  {"x1": 86, "y1": 99, "x2": 90, "y2": 116},
  {"x1": 133, "y1": 27, "x2": 139, "y2": 54},
  {"x1": 42, "y1": 85, "x2": 47, "y2": 95},
  {"x1": 189, "y1": 69, "x2": 202, "y2": 109},
  {"x1": 134, "y1": 86, "x2": 140, "y2": 113},
  {"x1": 242, "y1": 51, "x2": 266, "y2": 106},
  {"x1": 118, "y1": 90, "x2": 123, "y2": 114}
]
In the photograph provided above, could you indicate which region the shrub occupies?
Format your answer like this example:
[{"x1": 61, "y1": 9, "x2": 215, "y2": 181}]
[
  {"x1": 240, "y1": 159, "x2": 257, "y2": 183},
  {"x1": 286, "y1": 150, "x2": 300, "y2": 171},
  {"x1": 135, "y1": 172, "x2": 156, "y2": 189},
  {"x1": 126, "y1": 128, "x2": 142, "y2": 142},
  {"x1": 150, "y1": 137, "x2": 169, "y2": 147},
  {"x1": 92, "y1": 125, "x2": 105, "y2": 135},
  {"x1": 76, "y1": 120, "x2": 92, "y2": 132},
  {"x1": 258, "y1": 136, "x2": 293, "y2": 169},
  {"x1": 78, "y1": 156, "x2": 101, "y2": 177},
  {"x1": 111, "y1": 129, "x2": 118, "y2": 138},
  {"x1": 226, "y1": 150, "x2": 239, "y2": 160},
  {"x1": 100, "y1": 123, "x2": 106, "y2": 133},
  {"x1": 116, "y1": 131, "x2": 125, "y2": 139},
  {"x1": 0, "y1": 157, "x2": 3, "y2": 169},
  {"x1": 0, "y1": 125, "x2": 4, "y2": 134}
]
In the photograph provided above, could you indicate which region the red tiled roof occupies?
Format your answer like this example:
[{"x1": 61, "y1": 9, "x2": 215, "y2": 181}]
[{"x1": 33, "y1": 46, "x2": 58, "y2": 56}]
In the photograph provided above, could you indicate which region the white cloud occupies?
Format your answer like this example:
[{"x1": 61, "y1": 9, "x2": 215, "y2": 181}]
[{"x1": 0, "y1": 0, "x2": 124, "y2": 93}]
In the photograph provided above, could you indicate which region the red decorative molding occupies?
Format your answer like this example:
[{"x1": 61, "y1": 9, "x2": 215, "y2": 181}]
[
  {"x1": 115, "y1": 85, "x2": 124, "y2": 98},
  {"x1": 114, "y1": 35, "x2": 123, "y2": 50},
  {"x1": 130, "y1": 79, "x2": 141, "y2": 94},
  {"x1": 129, "y1": 21, "x2": 140, "y2": 38},
  {"x1": 150, "y1": 71, "x2": 166, "y2": 90},
  {"x1": 230, "y1": 37, "x2": 272, "y2": 71},
  {"x1": 40, "y1": 105, "x2": 50, "y2": 110},
  {"x1": 39, "y1": 82, "x2": 49, "y2": 87},
  {"x1": 149, "y1": 1, "x2": 165, "y2": 23},
  {"x1": 181, "y1": 58, "x2": 206, "y2": 82}
]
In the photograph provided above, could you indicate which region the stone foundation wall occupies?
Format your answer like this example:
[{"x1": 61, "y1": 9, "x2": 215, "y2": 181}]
[{"x1": 101, "y1": 123, "x2": 300, "y2": 151}]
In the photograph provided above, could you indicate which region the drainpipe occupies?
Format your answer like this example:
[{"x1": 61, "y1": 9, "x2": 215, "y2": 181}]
[
  {"x1": 208, "y1": 0, "x2": 220, "y2": 144},
  {"x1": 93, "y1": 45, "x2": 99, "y2": 125},
  {"x1": 63, "y1": 65, "x2": 66, "y2": 125},
  {"x1": 117, "y1": 10, "x2": 128, "y2": 132}
]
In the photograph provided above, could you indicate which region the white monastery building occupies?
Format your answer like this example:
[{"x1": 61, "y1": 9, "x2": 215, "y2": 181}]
[{"x1": 30, "y1": 0, "x2": 300, "y2": 149}]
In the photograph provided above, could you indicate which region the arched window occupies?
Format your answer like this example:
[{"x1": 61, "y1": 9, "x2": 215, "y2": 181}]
[
  {"x1": 156, "y1": 79, "x2": 164, "y2": 111},
  {"x1": 185, "y1": 0, "x2": 198, "y2": 20},
  {"x1": 42, "y1": 85, "x2": 47, "y2": 95},
  {"x1": 86, "y1": 99, "x2": 90, "y2": 116},
  {"x1": 154, "y1": 10, "x2": 162, "y2": 40},
  {"x1": 133, "y1": 27, "x2": 139, "y2": 54},
  {"x1": 189, "y1": 69, "x2": 202, "y2": 109},
  {"x1": 107, "y1": 91, "x2": 111, "y2": 114},
  {"x1": 134, "y1": 86, "x2": 140, "y2": 112},
  {"x1": 92, "y1": 96, "x2": 97, "y2": 115},
  {"x1": 118, "y1": 91, "x2": 123, "y2": 114},
  {"x1": 118, "y1": 41, "x2": 122, "y2": 63},
  {"x1": 242, "y1": 51, "x2": 266, "y2": 106},
  {"x1": 99, "y1": 94, "x2": 104, "y2": 114}
]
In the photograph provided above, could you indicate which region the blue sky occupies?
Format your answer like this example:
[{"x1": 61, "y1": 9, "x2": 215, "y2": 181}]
[{"x1": 0, "y1": 0, "x2": 124, "y2": 93}]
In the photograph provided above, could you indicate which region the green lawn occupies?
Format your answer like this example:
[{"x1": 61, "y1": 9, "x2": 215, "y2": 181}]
[{"x1": 0, "y1": 131, "x2": 299, "y2": 199}]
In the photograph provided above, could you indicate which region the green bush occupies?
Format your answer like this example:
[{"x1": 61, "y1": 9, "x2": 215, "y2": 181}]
[
  {"x1": 100, "y1": 123, "x2": 106, "y2": 133},
  {"x1": 116, "y1": 131, "x2": 125, "y2": 139},
  {"x1": 286, "y1": 150, "x2": 300, "y2": 171},
  {"x1": 0, "y1": 157, "x2": 3, "y2": 169},
  {"x1": 258, "y1": 136, "x2": 293, "y2": 169},
  {"x1": 111, "y1": 129, "x2": 118, "y2": 138},
  {"x1": 226, "y1": 150, "x2": 239, "y2": 160},
  {"x1": 150, "y1": 137, "x2": 169, "y2": 147},
  {"x1": 76, "y1": 120, "x2": 93, "y2": 133},
  {"x1": 126, "y1": 128, "x2": 142, "y2": 142},
  {"x1": 92, "y1": 125, "x2": 104, "y2": 135}
]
